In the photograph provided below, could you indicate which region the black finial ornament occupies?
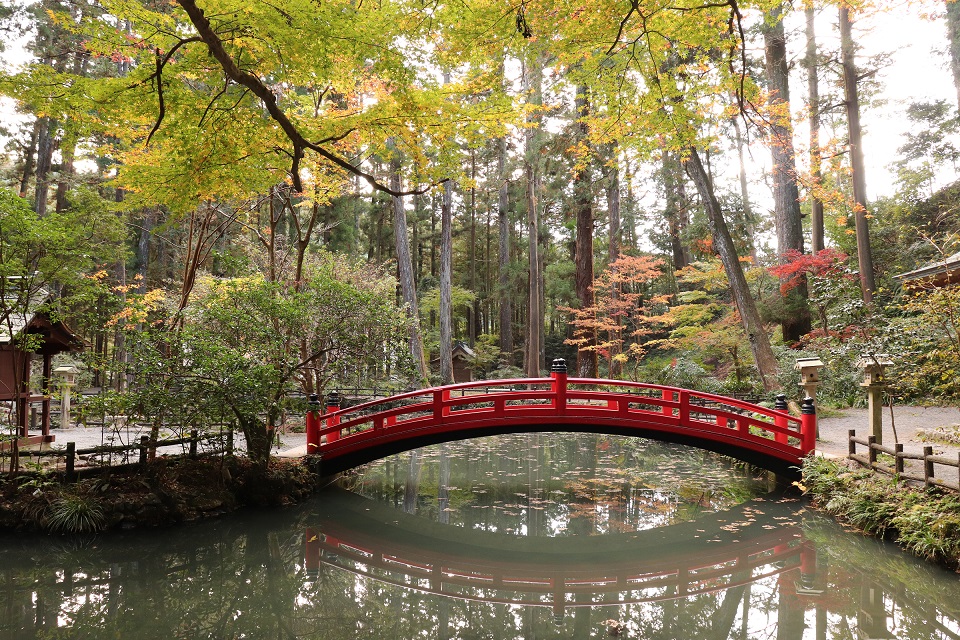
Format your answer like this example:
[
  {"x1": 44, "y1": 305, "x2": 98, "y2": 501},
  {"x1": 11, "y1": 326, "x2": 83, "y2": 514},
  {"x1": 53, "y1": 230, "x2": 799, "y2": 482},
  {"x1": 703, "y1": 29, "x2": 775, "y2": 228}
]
[
  {"x1": 775, "y1": 394, "x2": 787, "y2": 411},
  {"x1": 327, "y1": 391, "x2": 341, "y2": 408},
  {"x1": 801, "y1": 397, "x2": 816, "y2": 415},
  {"x1": 551, "y1": 358, "x2": 567, "y2": 374}
]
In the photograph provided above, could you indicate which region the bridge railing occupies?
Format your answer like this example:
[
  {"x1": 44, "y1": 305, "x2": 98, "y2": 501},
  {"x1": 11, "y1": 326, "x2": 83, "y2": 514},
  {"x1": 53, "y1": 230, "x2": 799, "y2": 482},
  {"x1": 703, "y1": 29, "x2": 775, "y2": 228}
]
[{"x1": 305, "y1": 361, "x2": 816, "y2": 461}]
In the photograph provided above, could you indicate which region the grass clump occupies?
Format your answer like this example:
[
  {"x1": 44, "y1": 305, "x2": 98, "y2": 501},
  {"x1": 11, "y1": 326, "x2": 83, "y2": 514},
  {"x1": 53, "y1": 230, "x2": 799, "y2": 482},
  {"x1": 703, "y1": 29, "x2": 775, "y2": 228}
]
[
  {"x1": 801, "y1": 455, "x2": 960, "y2": 570},
  {"x1": 44, "y1": 493, "x2": 107, "y2": 534}
]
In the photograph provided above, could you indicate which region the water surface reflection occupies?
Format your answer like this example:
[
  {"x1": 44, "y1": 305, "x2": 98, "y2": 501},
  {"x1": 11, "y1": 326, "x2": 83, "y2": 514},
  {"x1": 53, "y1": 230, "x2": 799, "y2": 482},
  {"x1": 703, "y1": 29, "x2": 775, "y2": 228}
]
[{"x1": 0, "y1": 433, "x2": 957, "y2": 639}]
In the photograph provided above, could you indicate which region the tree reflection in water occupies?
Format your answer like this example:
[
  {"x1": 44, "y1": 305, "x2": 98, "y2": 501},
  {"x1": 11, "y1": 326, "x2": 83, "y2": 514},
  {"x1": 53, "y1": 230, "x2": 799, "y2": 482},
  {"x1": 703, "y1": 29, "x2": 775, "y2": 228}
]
[{"x1": 0, "y1": 433, "x2": 957, "y2": 639}]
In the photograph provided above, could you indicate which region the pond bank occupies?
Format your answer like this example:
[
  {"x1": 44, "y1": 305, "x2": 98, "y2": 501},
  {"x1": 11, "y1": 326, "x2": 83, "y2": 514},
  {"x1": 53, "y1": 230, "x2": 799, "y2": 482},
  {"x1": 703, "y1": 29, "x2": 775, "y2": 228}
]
[
  {"x1": 801, "y1": 455, "x2": 960, "y2": 572},
  {"x1": 0, "y1": 456, "x2": 323, "y2": 534}
]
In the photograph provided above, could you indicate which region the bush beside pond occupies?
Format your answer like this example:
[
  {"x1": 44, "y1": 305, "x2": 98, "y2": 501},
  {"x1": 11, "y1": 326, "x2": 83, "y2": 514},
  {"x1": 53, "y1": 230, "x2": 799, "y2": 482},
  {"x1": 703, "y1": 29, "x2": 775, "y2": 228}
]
[
  {"x1": 0, "y1": 457, "x2": 322, "y2": 534},
  {"x1": 801, "y1": 455, "x2": 960, "y2": 572}
]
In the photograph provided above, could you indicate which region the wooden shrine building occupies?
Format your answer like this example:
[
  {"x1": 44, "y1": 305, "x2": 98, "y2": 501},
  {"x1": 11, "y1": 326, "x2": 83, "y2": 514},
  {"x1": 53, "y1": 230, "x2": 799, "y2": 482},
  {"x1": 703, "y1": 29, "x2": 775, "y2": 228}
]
[
  {"x1": 1, "y1": 295, "x2": 83, "y2": 449},
  {"x1": 894, "y1": 251, "x2": 960, "y2": 290}
]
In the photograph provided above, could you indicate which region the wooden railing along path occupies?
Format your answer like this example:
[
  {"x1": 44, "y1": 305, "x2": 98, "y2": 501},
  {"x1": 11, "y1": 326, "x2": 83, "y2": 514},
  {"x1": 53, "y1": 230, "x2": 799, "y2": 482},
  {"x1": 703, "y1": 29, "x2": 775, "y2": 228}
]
[{"x1": 848, "y1": 430, "x2": 960, "y2": 491}]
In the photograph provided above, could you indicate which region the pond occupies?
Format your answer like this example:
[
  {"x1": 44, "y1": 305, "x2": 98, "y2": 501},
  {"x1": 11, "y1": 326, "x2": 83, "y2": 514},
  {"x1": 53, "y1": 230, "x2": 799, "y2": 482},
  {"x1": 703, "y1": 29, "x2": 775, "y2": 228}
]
[{"x1": 1, "y1": 432, "x2": 958, "y2": 639}]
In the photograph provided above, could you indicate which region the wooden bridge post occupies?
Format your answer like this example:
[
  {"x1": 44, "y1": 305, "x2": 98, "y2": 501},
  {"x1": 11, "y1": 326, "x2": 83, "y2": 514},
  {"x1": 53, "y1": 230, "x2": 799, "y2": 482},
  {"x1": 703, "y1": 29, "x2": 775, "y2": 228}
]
[
  {"x1": 326, "y1": 392, "x2": 342, "y2": 443},
  {"x1": 304, "y1": 528, "x2": 320, "y2": 581},
  {"x1": 774, "y1": 394, "x2": 789, "y2": 444},
  {"x1": 801, "y1": 397, "x2": 816, "y2": 455},
  {"x1": 550, "y1": 358, "x2": 568, "y2": 413},
  {"x1": 306, "y1": 394, "x2": 321, "y2": 454},
  {"x1": 65, "y1": 441, "x2": 76, "y2": 482}
]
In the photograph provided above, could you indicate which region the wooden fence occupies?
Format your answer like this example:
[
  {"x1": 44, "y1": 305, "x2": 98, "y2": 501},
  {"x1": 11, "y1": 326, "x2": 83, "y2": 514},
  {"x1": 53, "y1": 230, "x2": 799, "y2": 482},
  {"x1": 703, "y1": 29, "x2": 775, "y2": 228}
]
[
  {"x1": 848, "y1": 429, "x2": 960, "y2": 491},
  {"x1": 2, "y1": 429, "x2": 234, "y2": 481}
]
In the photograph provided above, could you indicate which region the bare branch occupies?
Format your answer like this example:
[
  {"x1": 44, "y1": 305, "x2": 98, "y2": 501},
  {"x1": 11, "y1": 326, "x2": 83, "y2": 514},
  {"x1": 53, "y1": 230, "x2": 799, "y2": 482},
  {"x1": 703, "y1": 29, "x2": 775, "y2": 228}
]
[{"x1": 175, "y1": 0, "x2": 431, "y2": 197}]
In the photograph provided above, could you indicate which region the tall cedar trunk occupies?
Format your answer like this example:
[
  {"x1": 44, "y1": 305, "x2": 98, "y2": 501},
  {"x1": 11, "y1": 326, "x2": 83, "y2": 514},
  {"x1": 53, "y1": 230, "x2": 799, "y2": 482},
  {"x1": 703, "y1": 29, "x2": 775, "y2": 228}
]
[
  {"x1": 439, "y1": 71, "x2": 454, "y2": 384},
  {"x1": 55, "y1": 50, "x2": 89, "y2": 213},
  {"x1": 763, "y1": 4, "x2": 811, "y2": 343},
  {"x1": 469, "y1": 149, "x2": 479, "y2": 345},
  {"x1": 573, "y1": 84, "x2": 597, "y2": 378},
  {"x1": 685, "y1": 148, "x2": 780, "y2": 392},
  {"x1": 663, "y1": 151, "x2": 689, "y2": 271},
  {"x1": 840, "y1": 7, "x2": 877, "y2": 304},
  {"x1": 523, "y1": 56, "x2": 543, "y2": 377},
  {"x1": 440, "y1": 174, "x2": 454, "y2": 384},
  {"x1": 731, "y1": 117, "x2": 759, "y2": 264},
  {"x1": 497, "y1": 135, "x2": 514, "y2": 363},
  {"x1": 33, "y1": 117, "x2": 56, "y2": 216},
  {"x1": 389, "y1": 143, "x2": 430, "y2": 384},
  {"x1": 18, "y1": 123, "x2": 38, "y2": 198},
  {"x1": 606, "y1": 142, "x2": 622, "y2": 378},
  {"x1": 947, "y1": 0, "x2": 960, "y2": 109},
  {"x1": 806, "y1": 7, "x2": 825, "y2": 254}
]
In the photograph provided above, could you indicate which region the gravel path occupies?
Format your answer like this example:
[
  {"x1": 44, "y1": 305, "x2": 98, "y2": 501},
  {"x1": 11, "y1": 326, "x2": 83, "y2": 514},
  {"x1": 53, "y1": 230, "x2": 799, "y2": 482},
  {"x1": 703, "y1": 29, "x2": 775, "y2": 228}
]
[
  {"x1": 816, "y1": 405, "x2": 960, "y2": 458},
  {"x1": 35, "y1": 405, "x2": 960, "y2": 463}
]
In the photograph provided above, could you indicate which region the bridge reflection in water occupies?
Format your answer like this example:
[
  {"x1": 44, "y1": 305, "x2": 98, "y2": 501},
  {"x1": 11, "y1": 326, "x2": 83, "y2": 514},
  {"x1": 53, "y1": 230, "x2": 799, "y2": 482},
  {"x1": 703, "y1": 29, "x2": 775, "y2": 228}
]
[
  {"x1": 305, "y1": 490, "x2": 811, "y2": 614},
  {"x1": 301, "y1": 489, "x2": 960, "y2": 639}
]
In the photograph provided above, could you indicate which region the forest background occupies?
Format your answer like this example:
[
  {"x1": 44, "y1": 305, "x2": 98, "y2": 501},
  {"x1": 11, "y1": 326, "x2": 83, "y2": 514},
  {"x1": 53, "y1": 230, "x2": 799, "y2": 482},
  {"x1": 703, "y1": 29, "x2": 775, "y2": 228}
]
[{"x1": 2, "y1": 0, "x2": 960, "y2": 465}]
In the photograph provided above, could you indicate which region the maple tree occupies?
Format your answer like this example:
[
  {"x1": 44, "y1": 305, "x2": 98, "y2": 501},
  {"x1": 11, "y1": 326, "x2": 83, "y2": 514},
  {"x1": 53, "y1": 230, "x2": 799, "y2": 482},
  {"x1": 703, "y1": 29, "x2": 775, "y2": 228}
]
[{"x1": 564, "y1": 254, "x2": 666, "y2": 379}]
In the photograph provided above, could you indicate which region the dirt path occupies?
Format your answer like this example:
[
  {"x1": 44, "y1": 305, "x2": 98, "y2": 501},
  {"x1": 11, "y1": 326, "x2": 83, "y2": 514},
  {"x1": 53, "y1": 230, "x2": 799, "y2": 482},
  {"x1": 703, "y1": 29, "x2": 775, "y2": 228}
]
[
  {"x1": 36, "y1": 405, "x2": 960, "y2": 465},
  {"x1": 816, "y1": 405, "x2": 960, "y2": 458}
]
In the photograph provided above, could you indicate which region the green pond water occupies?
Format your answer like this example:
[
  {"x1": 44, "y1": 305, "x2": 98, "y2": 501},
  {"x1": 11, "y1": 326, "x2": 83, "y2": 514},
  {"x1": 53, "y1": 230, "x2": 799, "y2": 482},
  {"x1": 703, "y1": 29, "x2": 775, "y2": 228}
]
[{"x1": 0, "y1": 432, "x2": 958, "y2": 639}]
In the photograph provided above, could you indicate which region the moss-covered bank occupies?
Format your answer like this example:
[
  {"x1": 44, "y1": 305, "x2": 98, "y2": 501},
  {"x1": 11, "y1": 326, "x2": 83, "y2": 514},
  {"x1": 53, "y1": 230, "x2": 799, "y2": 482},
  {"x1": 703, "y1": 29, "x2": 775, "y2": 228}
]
[
  {"x1": 801, "y1": 455, "x2": 960, "y2": 572},
  {"x1": 0, "y1": 456, "x2": 325, "y2": 534}
]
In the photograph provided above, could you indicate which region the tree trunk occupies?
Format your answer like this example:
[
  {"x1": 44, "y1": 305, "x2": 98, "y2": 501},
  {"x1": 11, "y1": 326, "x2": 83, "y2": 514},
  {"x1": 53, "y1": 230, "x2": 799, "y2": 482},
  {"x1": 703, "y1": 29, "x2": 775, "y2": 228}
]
[
  {"x1": 497, "y1": 135, "x2": 514, "y2": 364},
  {"x1": 731, "y1": 117, "x2": 758, "y2": 264},
  {"x1": 468, "y1": 149, "x2": 479, "y2": 345},
  {"x1": 685, "y1": 148, "x2": 780, "y2": 392},
  {"x1": 389, "y1": 143, "x2": 430, "y2": 384},
  {"x1": 573, "y1": 84, "x2": 597, "y2": 378},
  {"x1": 806, "y1": 6, "x2": 825, "y2": 254},
  {"x1": 606, "y1": 142, "x2": 622, "y2": 378},
  {"x1": 523, "y1": 56, "x2": 544, "y2": 378},
  {"x1": 763, "y1": 3, "x2": 811, "y2": 342},
  {"x1": 946, "y1": 0, "x2": 960, "y2": 110},
  {"x1": 33, "y1": 117, "x2": 56, "y2": 217},
  {"x1": 18, "y1": 123, "x2": 38, "y2": 199},
  {"x1": 840, "y1": 7, "x2": 877, "y2": 304},
  {"x1": 663, "y1": 151, "x2": 689, "y2": 271},
  {"x1": 440, "y1": 171, "x2": 454, "y2": 384},
  {"x1": 439, "y1": 70, "x2": 455, "y2": 385}
]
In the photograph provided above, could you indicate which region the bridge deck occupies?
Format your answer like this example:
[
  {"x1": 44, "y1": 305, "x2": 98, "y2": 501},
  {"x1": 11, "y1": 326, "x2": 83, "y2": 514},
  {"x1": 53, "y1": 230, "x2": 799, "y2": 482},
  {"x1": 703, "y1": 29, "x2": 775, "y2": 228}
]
[{"x1": 304, "y1": 370, "x2": 815, "y2": 477}]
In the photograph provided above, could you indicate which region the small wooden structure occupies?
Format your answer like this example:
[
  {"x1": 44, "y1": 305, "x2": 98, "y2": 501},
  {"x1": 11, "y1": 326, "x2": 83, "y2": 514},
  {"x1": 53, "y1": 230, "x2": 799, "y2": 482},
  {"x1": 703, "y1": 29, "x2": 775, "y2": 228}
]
[
  {"x1": 894, "y1": 251, "x2": 960, "y2": 289},
  {"x1": 431, "y1": 341, "x2": 476, "y2": 383},
  {"x1": 1, "y1": 295, "x2": 83, "y2": 449}
]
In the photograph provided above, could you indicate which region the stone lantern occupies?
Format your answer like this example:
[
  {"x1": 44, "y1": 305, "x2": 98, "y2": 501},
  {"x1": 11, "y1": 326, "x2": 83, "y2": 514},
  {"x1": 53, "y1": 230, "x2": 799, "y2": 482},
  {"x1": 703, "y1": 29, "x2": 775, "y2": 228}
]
[
  {"x1": 53, "y1": 365, "x2": 79, "y2": 429},
  {"x1": 794, "y1": 357, "x2": 824, "y2": 436},
  {"x1": 794, "y1": 357, "x2": 824, "y2": 398},
  {"x1": 856, "y1": 354, "x2": 894, "y2": 444},
  {"x1": 856, "y1": 354, "x2": 893, "y2": 387}
]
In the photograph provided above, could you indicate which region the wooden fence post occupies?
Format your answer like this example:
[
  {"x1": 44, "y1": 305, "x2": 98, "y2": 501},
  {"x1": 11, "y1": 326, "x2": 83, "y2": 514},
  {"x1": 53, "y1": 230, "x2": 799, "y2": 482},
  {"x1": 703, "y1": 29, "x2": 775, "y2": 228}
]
[
  {"x1": 848, "y1": 430, "x2": 857, "y2": 458},
  {"x1": 190, "y1": 429, "x2": 198, "y2": 458},
  {"x1": 924, "y1": 446, "x2": 934, "y2": 486},
  {"x1": 65, "y1": 442, "x2": 76, "y2": 482},
  {"x1": 895, "y1": 443, "x2": 904, "y2": 475},
  {"x1": 139, "y1": 436, "x2": 149, "y2": 466},
  {"x1": 867, "y1": 435, "x2": 877, "y2": 466}
]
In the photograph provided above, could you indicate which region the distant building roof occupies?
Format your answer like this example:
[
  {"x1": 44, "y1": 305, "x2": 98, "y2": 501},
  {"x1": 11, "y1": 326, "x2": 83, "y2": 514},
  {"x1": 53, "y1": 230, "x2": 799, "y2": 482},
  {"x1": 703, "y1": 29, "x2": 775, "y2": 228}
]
[
  {"x1": 0, "y1": 286, "x2": 83, "y2": 354},
  {"x1": 894, "y1": 251, "x2": 960, "y2": 288}
]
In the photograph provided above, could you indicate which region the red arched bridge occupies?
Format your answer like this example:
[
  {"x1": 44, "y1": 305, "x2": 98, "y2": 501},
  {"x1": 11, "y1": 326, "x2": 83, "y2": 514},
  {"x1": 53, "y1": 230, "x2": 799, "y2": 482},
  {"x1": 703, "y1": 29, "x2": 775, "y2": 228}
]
[{"x1": 306, "y1": 359, "x2": 816, "y2": 478}]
